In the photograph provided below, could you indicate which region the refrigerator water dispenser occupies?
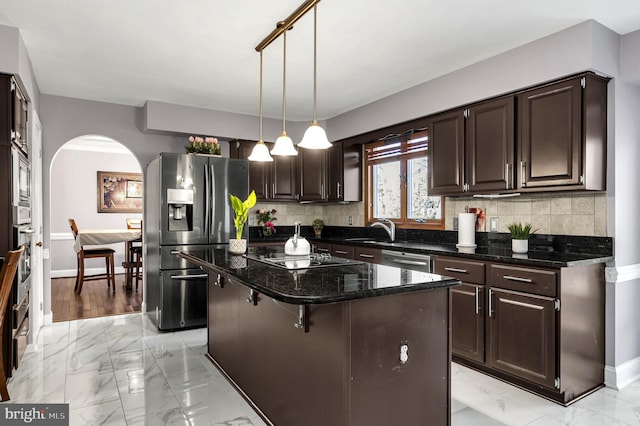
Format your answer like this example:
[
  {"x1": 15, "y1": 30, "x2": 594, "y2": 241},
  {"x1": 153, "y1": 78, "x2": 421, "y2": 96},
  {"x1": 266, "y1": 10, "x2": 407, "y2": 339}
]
[{"x1": 167, "y1": 188, "x2": 194, "y2": 231}]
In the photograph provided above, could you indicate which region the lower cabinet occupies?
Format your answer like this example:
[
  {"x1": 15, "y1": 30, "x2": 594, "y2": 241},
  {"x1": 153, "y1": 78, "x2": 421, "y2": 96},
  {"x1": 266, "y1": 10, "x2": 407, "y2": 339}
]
[
  {"x1": 488, "y1": 288, "x2": 556, "y2": 389},
  {"x1": 435, "y1": 255, "x2": 605, "y2": 405}
]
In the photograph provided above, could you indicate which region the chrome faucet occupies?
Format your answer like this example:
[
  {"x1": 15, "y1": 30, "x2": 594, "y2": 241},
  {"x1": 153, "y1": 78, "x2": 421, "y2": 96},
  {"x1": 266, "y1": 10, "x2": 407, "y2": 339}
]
[{"x1": 371, "y1": 218, "x2": 395, "y2": 242}]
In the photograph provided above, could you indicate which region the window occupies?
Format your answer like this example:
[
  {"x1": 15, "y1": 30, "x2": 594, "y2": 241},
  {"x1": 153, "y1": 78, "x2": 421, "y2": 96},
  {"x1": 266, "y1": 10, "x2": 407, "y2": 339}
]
[{"x1": 365, "y1": 130, "x2": 444, "y2": 229}]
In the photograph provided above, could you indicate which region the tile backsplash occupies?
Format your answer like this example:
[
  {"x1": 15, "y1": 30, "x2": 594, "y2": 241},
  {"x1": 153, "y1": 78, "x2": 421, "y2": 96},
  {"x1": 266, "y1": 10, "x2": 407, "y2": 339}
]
[
  {"x1": 445, "y1": 192, "x2": 607, "y2": 237},
  {"x1": 251, "y1": 191, "x2": 607, "y2": 237}
]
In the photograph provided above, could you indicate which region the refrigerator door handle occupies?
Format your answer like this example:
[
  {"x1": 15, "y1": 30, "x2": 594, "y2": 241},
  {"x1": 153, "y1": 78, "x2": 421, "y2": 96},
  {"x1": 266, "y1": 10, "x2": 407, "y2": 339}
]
[
  {"x1": 170, "y1": 274, "x2": 209, "y2": 280},
  {"x1": 204, "y1": 162, "x2": 210, "y2": 236}
]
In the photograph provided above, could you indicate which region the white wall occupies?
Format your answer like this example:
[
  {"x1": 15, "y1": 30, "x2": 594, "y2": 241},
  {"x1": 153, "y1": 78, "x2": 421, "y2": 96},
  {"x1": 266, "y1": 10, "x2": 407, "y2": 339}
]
[{"x1": 50, "y1": 142, "x2": 142, "y2": 276}]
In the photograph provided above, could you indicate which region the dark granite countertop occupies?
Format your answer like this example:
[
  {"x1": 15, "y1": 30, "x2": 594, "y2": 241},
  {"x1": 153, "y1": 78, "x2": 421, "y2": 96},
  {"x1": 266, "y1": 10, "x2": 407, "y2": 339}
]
[
  {"x1": 248, "y1": 226, "x2": 613, "y2": 268},
  {"x1": 178, "y1": 247, "x2": 460, "y2": 305},
  {"x1": 319, "y1": 239, "x2": 614, "y2": 268}
]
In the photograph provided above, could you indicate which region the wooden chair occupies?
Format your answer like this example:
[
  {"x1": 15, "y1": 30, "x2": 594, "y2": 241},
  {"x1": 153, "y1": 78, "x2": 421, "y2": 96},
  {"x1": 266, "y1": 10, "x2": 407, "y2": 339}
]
[
  {"x1": 0, "y1": 245, "x2": 24, "y2": 401},
  {"x1": 124, "y1": 218, "x2": 142, "y2": 291},
  {"x1": 68, "y1": 219, "x2": 116, "y2": 294}
]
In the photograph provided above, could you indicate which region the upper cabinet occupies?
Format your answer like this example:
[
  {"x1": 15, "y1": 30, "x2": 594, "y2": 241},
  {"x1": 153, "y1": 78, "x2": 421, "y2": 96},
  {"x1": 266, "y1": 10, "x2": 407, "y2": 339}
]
[
  {"x1": 429, "y1": 96, "x2": 514, "y2": 195},
  {"x1": 298, "y1": 143, "x2": 362, "y2": 203},
  {"x1": 518, "y1": 74, "x2": 608, "y2": 191},
  {"x1": 466, "y1": 97, "x2": 515, "y2": 193},
  {"x1": 428, "y1": 109, "x2": 465, "y2": 195},
  {"x1": 234, "y1": 141, "x2": 298, "y2": 202},
  {"x1": 429, "y1": 72, "x2": 608, "y2": 196}
]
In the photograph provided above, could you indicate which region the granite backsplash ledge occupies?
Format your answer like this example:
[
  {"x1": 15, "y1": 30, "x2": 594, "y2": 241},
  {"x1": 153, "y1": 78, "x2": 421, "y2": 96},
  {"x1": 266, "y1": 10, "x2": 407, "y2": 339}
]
[{"x1": 249, "y1": 226, "x2": 613, "y2": 258}]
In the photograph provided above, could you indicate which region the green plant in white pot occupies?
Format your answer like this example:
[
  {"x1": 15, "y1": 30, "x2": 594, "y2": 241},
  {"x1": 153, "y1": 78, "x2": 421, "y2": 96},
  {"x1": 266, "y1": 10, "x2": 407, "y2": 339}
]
[
  {"x1": 312, "y1": 218, "x2": 324, "y2": 237},
  {"x1": 228, "y1": 190, "x2": 256, "y2": 254},
  {"x1": 507, "y1": 222, "x2": 536, "y2": 254}
]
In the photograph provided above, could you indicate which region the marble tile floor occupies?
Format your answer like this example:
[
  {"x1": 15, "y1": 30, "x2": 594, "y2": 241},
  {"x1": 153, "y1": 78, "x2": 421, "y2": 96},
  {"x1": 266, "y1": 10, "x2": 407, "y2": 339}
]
[{"x1": 4, "y1": 313, "x2": 640, "y2": 426}]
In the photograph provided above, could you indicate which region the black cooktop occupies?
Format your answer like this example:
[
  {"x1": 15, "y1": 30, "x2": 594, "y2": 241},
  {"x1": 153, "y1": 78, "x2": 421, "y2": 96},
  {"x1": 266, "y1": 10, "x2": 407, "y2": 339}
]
[{"x1": 244, "y1": 252, "x2": 363, "y2": 270}]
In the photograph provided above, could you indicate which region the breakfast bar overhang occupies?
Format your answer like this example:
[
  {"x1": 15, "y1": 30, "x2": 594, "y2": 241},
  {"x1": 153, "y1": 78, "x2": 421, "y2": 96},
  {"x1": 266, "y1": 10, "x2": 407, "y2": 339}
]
[{"x1": 179, "y1": 248, "x2": 460, "y2": 426}]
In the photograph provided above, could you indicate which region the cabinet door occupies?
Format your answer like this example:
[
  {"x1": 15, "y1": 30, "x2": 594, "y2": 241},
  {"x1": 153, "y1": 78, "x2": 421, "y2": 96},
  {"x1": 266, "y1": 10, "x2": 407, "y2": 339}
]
[
  {"x1": 519, "y1": 78, "x2": 582, "y2": 188},
  {"x1": 299, "y1": 148, "x2": 326, "y2": 201},
  {"x1": 488, "y1": 288, "x2": 557, "y2": 389},
  {"x1": 236, "y1": 141, "x2": 269, "y2": 200},
  {"x1": 451, "y1": 283, "x2": 485, "y2": 363},
  {"x1": 326, "y1": 144, "x2": 343, "y2": 201},
  {"x1": 428, "y1": 109, "x2": 465, "y2": 195},
  {"x1": 271, "y1": 155, "x2": 298, "y2": 201},
  {"x1": 466, "y1": 97, "x2": 515, "y2": 192}
]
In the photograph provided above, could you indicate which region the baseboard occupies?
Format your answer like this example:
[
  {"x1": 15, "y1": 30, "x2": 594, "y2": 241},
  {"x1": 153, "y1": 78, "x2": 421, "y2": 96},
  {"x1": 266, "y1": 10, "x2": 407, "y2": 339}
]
[
  {"x1": 604, "y1": 356, "x2": 640, "y2": 389},
  {"x1": 51, "y1": 266, "x2": 127, "y2": 278},
  {"x1": 43, "y1": 312, "x2": 53, "y2": 326}
]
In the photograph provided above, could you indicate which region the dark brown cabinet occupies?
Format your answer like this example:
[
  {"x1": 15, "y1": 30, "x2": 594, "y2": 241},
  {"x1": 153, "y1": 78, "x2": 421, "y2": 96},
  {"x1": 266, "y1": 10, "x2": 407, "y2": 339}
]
[
  {"x1": 298, "y1": 148, "x2": 326, "y2": 202},
  {"x1": 466, "y1": 97, "x2": 515, "y2": 192},
  {"x1": 434, "y1": 257, "x2": 486, "y2": 363},
  {"x1": 429, "y1": 72, "x2": 607, "y2": 196},
  {"x1": 353, "y1": 246, "x2": 382, "y2": 264},
  {"x1": 435, "y1": 255, "x2": 605, "y2": 404},
  {"x1": 326, "y1": 143, "x2": 361, "y2": 202},
  {"x1": 488, "y1": 288, "x2": 556, "y2": 389},
  {"x1": 298, "y1": 143, "x2": 362, "y2": 203},
  {"x1": 235, "y1": 141, "x2": 298, "y2": 201},
  {"x1": 428, "y1": 109, "x2": 465, "y2": 195},
  {"x1": 518, "y1": 73, "x2": 607, "y2": 190},
  {"x1": 429, "y1": 96, "x2": 515, "y2": 195}
]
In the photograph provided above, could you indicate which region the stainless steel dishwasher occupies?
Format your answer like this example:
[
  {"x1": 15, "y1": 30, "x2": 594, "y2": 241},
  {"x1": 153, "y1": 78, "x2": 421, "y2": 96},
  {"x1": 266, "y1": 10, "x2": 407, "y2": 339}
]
[{"x1": 380, "y1": 249, "x2": 432, "y2": 273}]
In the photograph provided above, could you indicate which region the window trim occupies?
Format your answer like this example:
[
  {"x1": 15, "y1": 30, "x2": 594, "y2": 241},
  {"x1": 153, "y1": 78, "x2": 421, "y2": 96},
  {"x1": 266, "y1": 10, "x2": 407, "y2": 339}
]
[{"x1": 364, "y1": 130, "x2": 445, "y2": 230}]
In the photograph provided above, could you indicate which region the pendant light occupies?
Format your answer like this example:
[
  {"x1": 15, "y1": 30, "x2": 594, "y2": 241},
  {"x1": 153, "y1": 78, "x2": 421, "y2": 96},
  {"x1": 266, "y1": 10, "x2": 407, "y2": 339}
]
[
  {"x1": 270, "y1": 27, "x2": 298, "y2": 156},
  {"x1": 248, "y1": 51, "x2": 274, "y2": 162},
  {"x1": 298, "y1": 4, "x2": 331, "y2": 150}
]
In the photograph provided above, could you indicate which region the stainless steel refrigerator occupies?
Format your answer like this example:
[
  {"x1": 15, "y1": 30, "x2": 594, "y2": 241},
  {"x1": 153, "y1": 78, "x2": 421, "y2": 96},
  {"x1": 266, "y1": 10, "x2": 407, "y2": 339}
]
[{"x1": 144, "y1": 153, "x2": 249, "y2": 331}]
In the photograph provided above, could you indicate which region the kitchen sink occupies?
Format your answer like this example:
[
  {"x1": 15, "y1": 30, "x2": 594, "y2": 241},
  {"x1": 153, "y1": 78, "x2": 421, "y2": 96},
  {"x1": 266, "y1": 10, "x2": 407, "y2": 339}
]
[
  {"x1": 245, "y1": 253, "x2": 364, "y2": 270},
  {"x1": 343, "y1": 238, "x2": 384, "y2": 244}
]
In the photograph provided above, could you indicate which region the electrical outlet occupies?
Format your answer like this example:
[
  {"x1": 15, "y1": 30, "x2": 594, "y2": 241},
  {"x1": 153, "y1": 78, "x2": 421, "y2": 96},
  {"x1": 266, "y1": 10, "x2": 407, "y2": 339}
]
[
  {"x1": 348, "y1": 215, "x2": 353, "y2": 225},
  {"x1": 453, "y1": 217, "x2": 459, "y2": 231},
  {"x1": 490, "y1": 217, "x2": 499, "y2": 232}
]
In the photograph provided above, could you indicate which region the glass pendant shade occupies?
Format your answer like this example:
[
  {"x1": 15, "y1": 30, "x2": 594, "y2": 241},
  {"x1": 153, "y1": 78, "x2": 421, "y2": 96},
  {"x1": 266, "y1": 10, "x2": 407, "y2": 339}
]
[
  {"x1": 299, "y1": 121, "x2": 331, "y2": 149},
  {"x1": 271, "y1": 132, "x2": 298, "y2": 156},
  {"x1": 248, "y1": 140, "x2": 273, "y2": 162}
]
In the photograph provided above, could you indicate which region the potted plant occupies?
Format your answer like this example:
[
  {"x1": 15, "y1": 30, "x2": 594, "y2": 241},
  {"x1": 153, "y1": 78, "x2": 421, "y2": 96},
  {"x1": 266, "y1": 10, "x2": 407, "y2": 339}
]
[
  {"x1": 228, "y1": 190, "x2": 256, "y2": 254},
  {"x1": 507, "y1": 222, "x2": 536, "y2": 254},
  {"x1": 312, "y1": 218, "x2": 324, "y2": 238},
  {"x1": 256, "y1": 208, "x2": 277, "y2": 237}
]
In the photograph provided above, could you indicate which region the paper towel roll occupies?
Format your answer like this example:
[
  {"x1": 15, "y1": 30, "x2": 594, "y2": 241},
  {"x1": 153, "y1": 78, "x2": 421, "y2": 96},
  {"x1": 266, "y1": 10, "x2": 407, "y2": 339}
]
[{"x1": 457, "y1": 213, "x2": 477, "y2": 248}]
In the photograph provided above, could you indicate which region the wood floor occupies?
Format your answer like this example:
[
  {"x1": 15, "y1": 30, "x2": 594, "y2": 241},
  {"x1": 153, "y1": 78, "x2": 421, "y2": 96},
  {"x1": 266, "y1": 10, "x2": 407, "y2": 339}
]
[{"x1": 51, "y1": 274, "x2": 143, "y2": 322}]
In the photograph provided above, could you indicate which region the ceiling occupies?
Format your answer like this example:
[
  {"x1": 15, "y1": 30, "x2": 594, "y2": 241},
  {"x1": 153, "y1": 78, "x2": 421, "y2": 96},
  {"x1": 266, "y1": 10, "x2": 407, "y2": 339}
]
[{"x1": 1, "y1": 0, "x2": 639, "y2": 122}]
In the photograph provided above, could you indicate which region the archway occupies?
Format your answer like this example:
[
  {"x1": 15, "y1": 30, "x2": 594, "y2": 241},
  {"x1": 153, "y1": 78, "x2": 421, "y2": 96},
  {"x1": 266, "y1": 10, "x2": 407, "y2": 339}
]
[{"x1": 49, "y1": 135, "x2": 143, "y2": 321}]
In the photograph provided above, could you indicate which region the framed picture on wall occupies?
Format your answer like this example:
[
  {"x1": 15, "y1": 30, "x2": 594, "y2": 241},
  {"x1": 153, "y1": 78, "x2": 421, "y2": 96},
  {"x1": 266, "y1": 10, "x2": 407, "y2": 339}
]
[{"x1": 97, "y1": 171, "x2": 143, "y2": 213}]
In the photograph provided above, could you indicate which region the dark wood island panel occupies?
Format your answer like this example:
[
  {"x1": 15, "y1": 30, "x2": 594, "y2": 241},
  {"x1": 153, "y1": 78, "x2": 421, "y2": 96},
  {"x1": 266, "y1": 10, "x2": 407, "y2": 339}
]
[{"x1": 208, "y1": 274, "x2": 451, "y2": 426}]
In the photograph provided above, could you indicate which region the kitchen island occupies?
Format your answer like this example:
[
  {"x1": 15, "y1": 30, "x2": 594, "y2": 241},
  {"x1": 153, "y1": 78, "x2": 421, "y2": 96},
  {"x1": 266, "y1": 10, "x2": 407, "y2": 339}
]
[{"x1": 180, "y1": 247, "x2": 461, "y2": 426}]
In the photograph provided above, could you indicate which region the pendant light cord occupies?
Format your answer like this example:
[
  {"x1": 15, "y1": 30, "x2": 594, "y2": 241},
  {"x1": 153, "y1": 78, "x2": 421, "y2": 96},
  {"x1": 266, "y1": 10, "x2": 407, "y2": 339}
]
[
  {"x1": 282, "y1": 29, "x2": 288, "y2": 133},
  {"x1": 259, "y1": 50, "x2": 263, "y2": 141},
  {"x1": 312, "y1": 4, "x2": 318, "y2": 123}
]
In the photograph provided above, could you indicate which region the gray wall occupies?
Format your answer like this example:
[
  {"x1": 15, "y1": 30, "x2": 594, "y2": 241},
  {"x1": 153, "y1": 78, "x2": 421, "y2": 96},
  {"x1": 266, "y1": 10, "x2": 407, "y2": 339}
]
[{"x1": 50, "y1": 144, "x2": 142, "y2": 275}]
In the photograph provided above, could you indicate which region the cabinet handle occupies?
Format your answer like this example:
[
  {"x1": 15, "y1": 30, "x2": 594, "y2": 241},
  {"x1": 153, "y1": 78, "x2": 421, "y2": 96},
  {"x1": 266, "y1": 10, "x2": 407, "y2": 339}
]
[
  {"x1": 444, "y1": 267, "x2": 468, "y2": 273},
  {"x1": 488, "y1": 289, "x2": 493, "y2": 317},
  {"x1": 475, "y1": 287, "x2": 480, "y2": 315},
  {"x1": 335, "y1": 250, "x2": 348, "y2": 255},
  {"x1": 503, "y1": 275, "x2": 533, "y2": 283},
  {"x1": 318, "y1": 248, "x2": 330, "y2": 253},
  {"x1": 358, "y1": 253, "x2": 374, "y2": 259},
  {"x1": 272, "y1": 183, "x2": 276, "y2": 196},
  {"x1": 505, "y1": 163, "x2": 510, "y2": 189},
  {"x1": 337, "y1": 182, "x2": 341, "y2": 199},
  {"x1": 520, "y1": 161, "x2": 526, "y2": 187}
]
